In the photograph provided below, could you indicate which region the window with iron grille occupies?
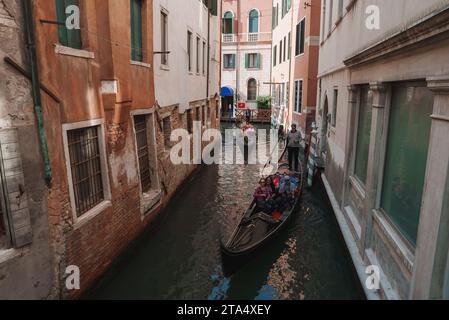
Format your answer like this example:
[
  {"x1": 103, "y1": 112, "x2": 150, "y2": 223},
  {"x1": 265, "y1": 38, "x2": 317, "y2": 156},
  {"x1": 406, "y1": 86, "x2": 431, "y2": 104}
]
[
  {"x1": 162, "y1": 116, "x2": 172, "y2": 148},
  {"x1": 187, "y1": 109, "x2": 193, "y2": 134},
  {"x1": 67, "y1": 126, "x2": 104, "y2": 217},
  {"x1": 201, "y1": 106, "x2": 206, "y2": 126},
  {"x1": 134, "y1": 116, "x2": 152, "y2": 193}
]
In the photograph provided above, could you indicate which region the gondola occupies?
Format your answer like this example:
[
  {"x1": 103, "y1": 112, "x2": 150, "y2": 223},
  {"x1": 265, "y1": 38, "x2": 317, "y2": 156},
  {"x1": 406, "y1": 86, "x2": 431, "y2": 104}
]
[{"x1": 220, "y1": 148, "x2": 303, "y2": 276}]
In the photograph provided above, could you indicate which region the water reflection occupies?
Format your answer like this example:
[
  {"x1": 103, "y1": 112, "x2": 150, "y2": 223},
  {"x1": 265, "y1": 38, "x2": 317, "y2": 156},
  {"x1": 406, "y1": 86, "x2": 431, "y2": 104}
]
[{"x1": 87, "y1": 124, "x2": 364, "y2": 300}]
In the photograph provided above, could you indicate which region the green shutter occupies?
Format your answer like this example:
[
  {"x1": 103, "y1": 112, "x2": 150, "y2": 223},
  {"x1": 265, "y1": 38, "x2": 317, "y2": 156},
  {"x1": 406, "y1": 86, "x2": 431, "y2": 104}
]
[
  {"x1": 131, "y1": 0, "x2": 143, "y2": 62},
  {"x1": 56, "y1": 0, "x2": 81, "y2": 49},
  {"x1": 210, "y1": 0, "x2": 218, "y2": 16},
  {"x1": 245, "y1": 53, "x2": 249, "y2": 68},
  {"x1": 255, "y1": 53, "x2": 260, "y2": 68},
  {"x1": 300, "y1": 19, "x2": 305, "y2": 54}
]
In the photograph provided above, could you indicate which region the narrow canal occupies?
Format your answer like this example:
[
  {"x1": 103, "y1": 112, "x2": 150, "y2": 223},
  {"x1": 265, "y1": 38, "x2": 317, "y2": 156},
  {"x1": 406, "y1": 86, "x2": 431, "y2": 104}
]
[{"x1": 87, "y1": 124, "x2": 365, "y2": 300}]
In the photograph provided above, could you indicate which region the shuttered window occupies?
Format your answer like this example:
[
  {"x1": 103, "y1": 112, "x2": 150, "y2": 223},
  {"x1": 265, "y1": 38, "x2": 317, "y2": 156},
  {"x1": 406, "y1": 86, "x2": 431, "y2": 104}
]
[
  {"x1": 354, "y1": 86, "x2": 372, "y2": 185},
  {"x1": 161, "y1": 10, "x2": 168, "y2": 65},
  {"x1": 273, "y1": 45, "x2": 277, "y2": 66},
  {"x1": 0, "y1": 130, "x2": 33, "y2": 248},
  {"x1": 380, "y1": 83, "x2": 433, "y2": 247},
  {"x1": 131, "y1": 0, "x2": 143, "y2": 62},
  {"x1": 295, "y1": 18, "x2": 305, "y2": 56},
  {"x1": 187, "y1": 31, "x2": 192, "y2": 71},
  {"x1": 134, "y1": 116, "x2": 152, "y2": 192},
  {"x1": 223, "y1": 11, "x2": 234, "y2": 34},
  {"x1": 223, "y1": 54, "x2": 235, "y2": 69},
  {"x1": 55, "y1": 0, "x2": 81, "y2": 49},
  {"x1": 245, "y1": 53, "x2": 260, "y2": 69},
  {"x1": 67, "y1": 126, "x2": 105, "y2": 216}
]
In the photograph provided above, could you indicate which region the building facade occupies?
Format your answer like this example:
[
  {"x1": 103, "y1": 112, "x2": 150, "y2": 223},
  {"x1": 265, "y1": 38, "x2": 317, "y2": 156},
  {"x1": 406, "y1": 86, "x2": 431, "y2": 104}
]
[
  {"x1": 1, "y1": 0, "x2": 220, "y2": 299},
  {"x1": 0, "y1": 0, "x2": 55, "y2": 299},
  {"x1": 221, "y1": 0, "x2": 272, "y2": 117},
  {"x1": 271, "y1": 0, "x2": 320, "y2": 138},
  {"x1": 316, "y1": 0, "x2": 449, "y2": 299}
]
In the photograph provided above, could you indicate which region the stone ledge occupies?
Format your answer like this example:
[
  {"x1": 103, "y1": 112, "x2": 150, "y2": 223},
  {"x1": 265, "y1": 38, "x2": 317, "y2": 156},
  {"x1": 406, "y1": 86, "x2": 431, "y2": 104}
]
[{"x1": 54, "y1": 44, "x2": 95, "y2": 59}]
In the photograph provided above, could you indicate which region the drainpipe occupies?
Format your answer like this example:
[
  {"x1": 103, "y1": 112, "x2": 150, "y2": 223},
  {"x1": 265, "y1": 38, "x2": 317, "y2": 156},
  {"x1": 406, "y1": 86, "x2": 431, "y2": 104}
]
[
  {"x1": 207, "y1": 0, "x2": 211, "y2": 100},
  {"x1": 21, "y1": 0, "x2": 52, "y2": 184}
]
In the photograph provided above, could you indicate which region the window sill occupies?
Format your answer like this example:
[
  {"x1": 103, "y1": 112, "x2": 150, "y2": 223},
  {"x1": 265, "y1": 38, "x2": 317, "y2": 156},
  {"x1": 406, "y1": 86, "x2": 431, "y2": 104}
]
[
  {"x1": 131, "y1": 60, "x2": 152, "y2": 68},
  {"x1": 141, "y1": 189, "x2": 162, "y2": 218},
  {"x1": 348, "y1": 176, "x2": 366, "y2": 200},
  {"x1": 160, "y1": 64, "x2": 170, "y2": 71},
  {"x1": 54, "y1": 44, "x2": 95, "y2": 59},
  {"x1": 372, "y1": 209, "x2": 415, "y2": 273},
  {"x1": 73, "y1": 200, "x2": 112, "y2": 231},
  {"x1": 0, "y1": 248, "x2": 22, "y2": 266}
]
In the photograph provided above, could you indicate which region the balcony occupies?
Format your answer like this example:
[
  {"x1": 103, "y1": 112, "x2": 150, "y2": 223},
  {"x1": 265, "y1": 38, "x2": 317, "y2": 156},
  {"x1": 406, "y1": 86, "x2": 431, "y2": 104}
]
[
  {"x1": 222, "y1": 32, "x2": 272, "y2": 44},
  {"x1": 222, "y1": 34, "x2": 235, "y2": 43}
]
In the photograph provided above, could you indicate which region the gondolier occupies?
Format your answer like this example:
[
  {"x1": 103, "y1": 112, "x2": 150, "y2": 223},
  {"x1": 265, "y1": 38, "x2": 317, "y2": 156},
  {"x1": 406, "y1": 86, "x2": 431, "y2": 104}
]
[{"x1": 286, "y1": 124, "x2": 302, "y2": 173}]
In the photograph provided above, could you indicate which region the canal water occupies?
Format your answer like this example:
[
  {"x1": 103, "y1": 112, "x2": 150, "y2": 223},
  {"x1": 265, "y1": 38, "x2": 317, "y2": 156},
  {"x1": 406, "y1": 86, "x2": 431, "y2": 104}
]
[{"x1": 87, "y1": 124, "x2": 365, "y2": 300}]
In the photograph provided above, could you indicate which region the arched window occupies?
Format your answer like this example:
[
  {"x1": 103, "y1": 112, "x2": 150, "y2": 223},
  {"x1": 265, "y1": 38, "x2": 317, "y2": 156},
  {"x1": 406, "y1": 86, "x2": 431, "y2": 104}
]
[
  {"x1": 247, "y1": 78, "x2": 257, "y2": 101},
  {"x1": 249, "y1": 9, "x2": 259, "y2": 33},
  {"x1": 223, "y1": 11, "x2": 234, "y2": 34}
]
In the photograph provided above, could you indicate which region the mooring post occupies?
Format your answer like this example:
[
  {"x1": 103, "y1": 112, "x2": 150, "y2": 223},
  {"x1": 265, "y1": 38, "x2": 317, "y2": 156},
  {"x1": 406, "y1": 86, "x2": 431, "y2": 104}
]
[{"x1": 307, "y1": 122, "x2": 318, "y2": 188}]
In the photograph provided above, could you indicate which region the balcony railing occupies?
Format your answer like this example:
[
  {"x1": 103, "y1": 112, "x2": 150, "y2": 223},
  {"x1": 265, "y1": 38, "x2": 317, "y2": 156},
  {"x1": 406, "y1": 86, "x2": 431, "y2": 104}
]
[
  {"x1": 222, "y1": 34, "x2": 235, "y2": 43},
  {"x1": 222, "y1": 32, "x2": 272, "y2": 44},
  {"x1": 247, "y1": 33, "x2": 259, "y2": 42}
]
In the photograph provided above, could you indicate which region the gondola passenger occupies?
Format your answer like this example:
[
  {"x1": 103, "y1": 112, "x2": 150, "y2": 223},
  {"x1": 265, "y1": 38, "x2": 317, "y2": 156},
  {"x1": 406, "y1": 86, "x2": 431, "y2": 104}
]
[
  {"x1": 253, "y1": 178, "x2": 273, "y2": 214},
  {"x1": 279, "y1": 176, "x2": 297, "y2": 209}
]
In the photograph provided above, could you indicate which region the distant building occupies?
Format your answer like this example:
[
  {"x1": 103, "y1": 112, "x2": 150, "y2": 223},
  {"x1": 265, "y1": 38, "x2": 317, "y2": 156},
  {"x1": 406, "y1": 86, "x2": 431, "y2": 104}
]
[
  {"x1": 220, "y1": 0, "x2": 272, "y2": 118},
  {"x1": 271, "y1": 0, "x2": 321, "y2": 139},
  {"x1": 316, "y1": 0, "x2": 449, "y2": 299}
]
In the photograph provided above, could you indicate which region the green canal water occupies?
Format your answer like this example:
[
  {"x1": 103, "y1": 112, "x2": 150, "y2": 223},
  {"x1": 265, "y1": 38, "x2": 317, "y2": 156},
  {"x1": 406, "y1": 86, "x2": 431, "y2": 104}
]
[{"x1": 86, "y1": 125, "x2": 365, "y2": 300}]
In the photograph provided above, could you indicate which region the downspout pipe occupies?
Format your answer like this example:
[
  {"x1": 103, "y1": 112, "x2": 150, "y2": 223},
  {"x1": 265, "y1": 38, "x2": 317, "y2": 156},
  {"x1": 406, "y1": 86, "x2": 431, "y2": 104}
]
[
  {"x1": 21, "y1": 0, "x2": 52, "y2": 185},
  {"x1": 207, "y1": 0, "x2": 211, "y2": 101}
]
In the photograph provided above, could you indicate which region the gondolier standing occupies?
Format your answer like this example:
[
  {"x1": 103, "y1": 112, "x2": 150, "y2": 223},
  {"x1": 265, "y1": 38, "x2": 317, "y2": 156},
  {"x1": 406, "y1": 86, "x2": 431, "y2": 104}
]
[{"x1": 287, "y1": 124, "x2": 302, "y2": 173}]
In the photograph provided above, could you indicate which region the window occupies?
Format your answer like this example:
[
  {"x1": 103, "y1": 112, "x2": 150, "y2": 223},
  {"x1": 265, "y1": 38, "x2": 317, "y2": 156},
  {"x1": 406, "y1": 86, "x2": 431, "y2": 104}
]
[
  {"x1": 162, "y1": 116, "x2": 172, "y2": 148},
  {"x1": 283, "y1": 36, "x2": 287, "y2": 62},
  {"x1": 249, "y1": 9, "x2": 259, "y2": 33},
  {"x1": 161, "y1": 10, "x2": 168, "y2": 65},
  {"x1": 247, "y1": 78, "x2": 257, "y2": 101},
  {"x1": 295, "y1": 18, "x2": 305, "y2": 56},
  {"x1": 321, "y1": 1, "x2": 326, "y2": 40},
  {"x1": 328, "y1": 0, "x2": 334, "y2": 33},
  {"x1": 294, "y1": 80, "x2": 303, "y2": 113},
  {"x1": 67, "y1": 126, "x2": 105, "y2": 217},
  {"x1": 133, "y1": 115, "x2": 153, "y2": 192},
  {"x1": 131, "y1": 0, "x2": 143, "y2": 62},
  {"x1": 187, "y1": 31, "x2": 192, "y2": 71},
  {"x1": 195, "y1": 107, "x2": 201, "y2": 122},
  {"x1": 223, "y1": 11, "x2": 234, "y2": 34},
  {"x1": 338, "y1": 0, "x2": 344, "y2": 19},
  {"x1": 187, "y1": 109, "x2": 193, "y2": 134},
  {"x1": 354, "y1": 86, "x2": 372, "y2": 185},
  {"x1": 332, "y1": 89, "x2": 338, "y2": 127},
  {"x1": 279, "y1": 40, "x2": 283, "y2": 63},
  {"x1": 56, "y1": 0, "x2": 81, "y2": 49},
  {"x1": 245, "y1": 53, "x2": 260, "y2": 69},
  {"x1": 380, "y1": 83, "x2": 433, "y2": 247},
  {"x1": 201, "y1": 105, "x2": 206, "y2": 126},
  {"x1": 273, "y1": 45, "x2": 277, "y2": 66},
  {"x1": 196, "y1": 36, "x2": 200, "y2": 74},
  {"x1": 288, "y1": 32, "x2": 291, "y2": 59},
  {"x1": 203, "y1": 41, "x2": 206, "y2": 75},
  {"x1": 223, "y1": 54, "x2": 236, "y2": 69}
]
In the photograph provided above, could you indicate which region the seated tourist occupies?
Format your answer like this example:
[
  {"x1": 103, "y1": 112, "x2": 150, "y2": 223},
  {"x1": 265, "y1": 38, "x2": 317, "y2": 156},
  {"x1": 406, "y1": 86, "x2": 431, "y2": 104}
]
[
  {"x1": 279, "y1": 176, "x2": 297, "y2": 209},
  {"x1": 254, "y1": 178, "x2": 273, "y2": 214}
]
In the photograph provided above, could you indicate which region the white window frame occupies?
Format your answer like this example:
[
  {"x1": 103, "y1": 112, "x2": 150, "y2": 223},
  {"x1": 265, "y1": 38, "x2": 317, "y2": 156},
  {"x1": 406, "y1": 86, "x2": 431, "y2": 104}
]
[
  {"x1": 62, "y1": 119, "x2": 112, "y2": 229},
  {"x1": 294, "y1": 79, "x2": 304, "y2": 114},
  {"x1": 160, "y1": 7, "x2": 169, "y2": 68}
]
